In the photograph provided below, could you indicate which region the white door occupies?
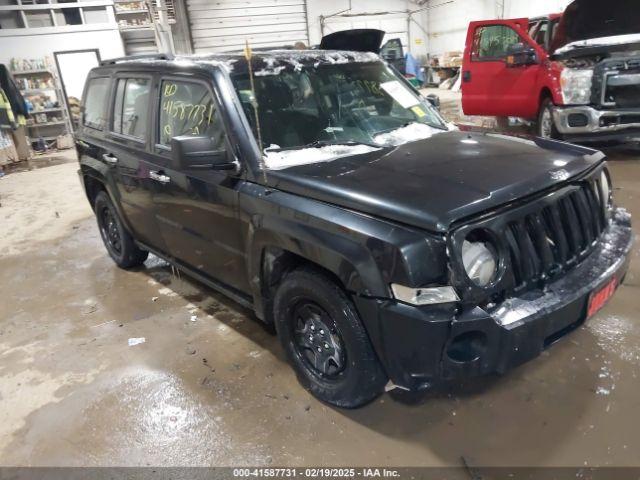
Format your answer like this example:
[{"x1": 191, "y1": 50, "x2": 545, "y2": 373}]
[{"x1": 186, "y1": 0, "x2": 309, "y2": 53}]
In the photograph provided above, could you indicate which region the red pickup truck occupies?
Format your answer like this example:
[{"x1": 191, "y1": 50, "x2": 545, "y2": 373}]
[{"x1": 461, "y1": 0, "x2": 640, "y2": 144}]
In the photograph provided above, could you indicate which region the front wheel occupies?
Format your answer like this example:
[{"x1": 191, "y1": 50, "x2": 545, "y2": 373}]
[
  {"x1": 536, "y1": 98, "x2": 561, "y2": 139},
  {"x1": 273, "y1": 268, "x2": 387, "y2": 408}
]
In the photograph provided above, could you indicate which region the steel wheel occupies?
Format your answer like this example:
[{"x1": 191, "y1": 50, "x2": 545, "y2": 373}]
[
  {"x1": 291, "y1": 301, "x2": 345, "y2": 378},
  {"x1": 540, "y1": 106, "x2": 553, "y2": 138}
]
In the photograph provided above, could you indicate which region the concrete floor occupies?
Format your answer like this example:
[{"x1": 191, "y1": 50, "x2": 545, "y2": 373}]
[{"x1": 1, "y1": 144, "x2": 639, "y2": 468}]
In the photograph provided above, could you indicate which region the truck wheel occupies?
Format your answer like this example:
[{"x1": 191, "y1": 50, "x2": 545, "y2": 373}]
[
  {"x1": 536, "y1": 98, "x2": 560, "y2": 139},
  {"x1": 495, "y1": 116, "x2": 510, "y2": 131},
  {"x1": 273, "y1": 268, "x2": 387, "y2": 408},
  {"x1": 94, "y1": 191, "x2": 148, "y2": 269}
]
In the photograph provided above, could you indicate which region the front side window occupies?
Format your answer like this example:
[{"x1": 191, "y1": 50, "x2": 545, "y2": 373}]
[
  {"x1": 158, "y1": 80, "x2": 224, "y2": 147},
  {"x1": 472, "y1": 25, "x2": 522, "y2": 60},
  {"x1": 232, "y1": 61, "x2": 447, "y2": 150},
  {"x1": 112, "y1": 78, "x2": 150, "y2": 139},
  {"x1": 83, "y1": 77, "x2": 110, "y2": 130}
]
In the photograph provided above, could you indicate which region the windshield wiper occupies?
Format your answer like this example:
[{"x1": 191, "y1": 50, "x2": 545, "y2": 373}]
[
  {"x1": 268, "y1": 139, "x2": 380, "y2": 152},
  {"x1": 372, "y1": 120, "x2": 448, "y2": 137}
]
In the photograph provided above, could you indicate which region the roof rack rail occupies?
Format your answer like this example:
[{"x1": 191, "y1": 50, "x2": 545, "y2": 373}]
[{"x1": 100, "y1": 53, "x2": 175, "y2": 66}]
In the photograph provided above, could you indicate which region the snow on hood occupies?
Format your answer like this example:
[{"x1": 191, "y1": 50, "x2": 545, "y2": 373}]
[
  {"x1": 555, "y1": 33, "x2": 640, "y2": 55},
  {"x1": 373, "y1": 122, "x2": 448, "y2": 147},
  {"x1": 263, "y1": 144, "x2": 381, "y2": 170}
]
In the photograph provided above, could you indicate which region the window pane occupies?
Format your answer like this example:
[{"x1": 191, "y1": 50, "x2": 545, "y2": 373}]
[
  {"x1": 0, "y1": 11, "x2": 24, "y2": 28},
  {"x1": 159, "y1": 80, "x2": 224, "y2": 147},
  {"x1": 534, "y1": 22, "x2": 548, "y2": 46},
  {"x1": 114, "y1": 78, "x2": 150, "y2": 138},
  {"x1": 83, "y1": 6, "x2": 108, "y2": 23},
  {"x1": 83, "y1": 77, "x2": 110, "y2": 130},
  {"x1": 473, "y1": 25, "x2": 521, "y2": 60},
  {"x1": 24, "y1": 10, "x2": 53, "y2": 27}
]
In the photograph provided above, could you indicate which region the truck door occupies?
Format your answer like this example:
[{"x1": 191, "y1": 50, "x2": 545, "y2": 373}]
[
  {"x1": 149, "y1": 76, "x2": 249, "y2": 293},
  {"x1": 461, "y1": 19, "x2": 545, "y2": 118}
]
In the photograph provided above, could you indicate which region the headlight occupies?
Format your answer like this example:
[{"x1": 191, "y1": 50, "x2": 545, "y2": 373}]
[
  {"x1": 560, "y1": 68, "x2": 593, "y2": 105},
  {"x1": 462, "y1": 239, "x2": 498, "y2": 287}
]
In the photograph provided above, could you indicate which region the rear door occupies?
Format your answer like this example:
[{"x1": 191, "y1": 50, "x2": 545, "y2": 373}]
[
  {"x1": 149, "y1": 75, "x2": 249, "y2": 293},
  {"x1": 461, "y1": 19, "x2": 545, "y2": 117},
  {"x1": 103, "y1": 73, "x2": 166, "y2": 251}
]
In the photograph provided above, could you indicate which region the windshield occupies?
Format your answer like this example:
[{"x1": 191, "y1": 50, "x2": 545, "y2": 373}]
[{"x1": 231, "y1": 60, "x2": 447, "y2": 152}]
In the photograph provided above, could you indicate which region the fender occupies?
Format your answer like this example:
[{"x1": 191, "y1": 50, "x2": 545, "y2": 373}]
[
  {"x1": 538, "y1": 59, "x2": 565, "y2": 108},
  {"x1": 239, "y1": 183, "x2": 448, "y2": 321}
]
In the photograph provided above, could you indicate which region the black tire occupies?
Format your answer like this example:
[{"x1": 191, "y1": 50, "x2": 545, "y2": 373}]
[
  {"x1": 536, "y1": 97, "x2": 561, "y2": 140},
  {"x1": 94, "y1": 191, "x2": 148, "y2": 269},
  {"x1": 273, "y1": 268, "x2": 387, "y2": 408},
  {"x1": 495, "y1": 116, "x2": 511, "y2": 131}
]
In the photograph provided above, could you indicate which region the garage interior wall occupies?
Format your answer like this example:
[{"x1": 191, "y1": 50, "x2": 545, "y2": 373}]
[
  {"x1": 423, "y1": 0, "x2": 573, "y2": 56},
  {"x1": 0, "y1": 29, "x2": 124, "y2": 70}
]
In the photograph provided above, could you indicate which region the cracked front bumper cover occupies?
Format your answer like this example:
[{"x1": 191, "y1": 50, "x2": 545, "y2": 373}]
[{"x1": 354, "y1": 209, "x2": 633, "y2": 391}]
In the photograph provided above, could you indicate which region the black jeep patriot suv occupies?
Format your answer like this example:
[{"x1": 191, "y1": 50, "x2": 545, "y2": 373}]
[{"x1": 76, "y1": 50, "x2": 632, "y2": 408}]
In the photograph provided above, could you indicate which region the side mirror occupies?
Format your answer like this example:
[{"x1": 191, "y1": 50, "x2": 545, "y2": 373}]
[
  {"x1": 505, "y1": 43, "x2": 538, "y2": 67},
  {"x1": 425, "y1": 93, "x2": 440, "y2": 110},
  {"x1": 170, "y1": 136, "x2": 236, "y2": 172}
]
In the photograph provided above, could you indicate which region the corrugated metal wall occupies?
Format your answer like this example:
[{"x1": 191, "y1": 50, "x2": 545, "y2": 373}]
[{"x1": 186, "y1": 0, "x2": 309, "y2": 53}]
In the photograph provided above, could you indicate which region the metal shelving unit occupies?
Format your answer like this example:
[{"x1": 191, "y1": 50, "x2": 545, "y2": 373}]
[{"x1": 11, "y1": 67, "x2": 73, "y2": 150}]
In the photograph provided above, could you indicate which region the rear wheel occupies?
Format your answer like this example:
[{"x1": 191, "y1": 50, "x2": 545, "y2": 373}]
[
  {"x1": 95, "y1": 191, "x2": 148, "y2": 269},
  {"x1": 536, "y1": 98, "x2": 561, "y2": 139},
  {"x1": 273, "y1": 268, "x2": 387, "y2": 408}
]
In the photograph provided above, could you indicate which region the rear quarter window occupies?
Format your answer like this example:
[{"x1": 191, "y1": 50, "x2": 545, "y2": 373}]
[{"x1": 83, "y1": 77, "x2": 110, "y2": 130}]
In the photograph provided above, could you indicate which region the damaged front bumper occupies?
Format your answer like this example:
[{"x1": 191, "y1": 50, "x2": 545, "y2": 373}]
[
  {"x1": 553, "y1": 105, "x2": 640, "y2": 143},
  {"x1": 354, "y1": 209, "x2": 633, "y2": 391}
]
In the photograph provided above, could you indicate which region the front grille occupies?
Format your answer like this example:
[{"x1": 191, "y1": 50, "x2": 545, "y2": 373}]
[
  {"x1": 503, "y1": 179, "x2": 606, "y2": 291},
  {"x1": 604, "y1": 77, "x2": 640, "y2": 108},
  {"x1": 593, "y1": 57, "x2": 640, "y2": 108}
]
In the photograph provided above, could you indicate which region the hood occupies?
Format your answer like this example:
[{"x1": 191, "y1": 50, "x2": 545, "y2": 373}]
[
  {"x1": 552, "y1": 0, "x2": 640, "y2": 53},
  {"x1": 320, "y1": 29, "x2": 385, "y2": 53},
  {"x1": 267, "y1": 131, "x2": 604, "y2": 233}
]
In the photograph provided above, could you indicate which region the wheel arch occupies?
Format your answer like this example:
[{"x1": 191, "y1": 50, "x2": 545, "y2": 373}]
[
  {"x1": 244, "y1": 213, "x2": 393, "y2": 323},
  {"x1": 83, "y1": 174, "x2": 107, "y2": 211},
  {"x1": 539, "y1": 86, "x2": 554, "y2": 106},
  {"x1": 80, "y1": 165, "x2": 135, "y2": 235}
]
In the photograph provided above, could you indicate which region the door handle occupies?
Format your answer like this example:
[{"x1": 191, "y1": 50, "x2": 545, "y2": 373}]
[
  {"x1": 150, "y1": 170, "x2": 171, "y2": 184},
  {"x1": 102, "y1": 153, "x2": 118, "y2": 165},
  {"x1": 462, "y1": 70, "x2": 472, "y2": 82}
]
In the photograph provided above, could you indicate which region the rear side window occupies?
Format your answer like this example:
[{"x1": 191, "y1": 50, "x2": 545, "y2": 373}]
[
  {"x1": 83, "y1": 77, "x2": 110, "y2": 130},
  {"x1": 472, "y1": 25, "x2": 522, "y2": 60},
  {"x1": 158, "y1": 80, "x2": 224, "y2": 147},
  {"x1": 112, "y1": 78, "x2": 150, "y2": 139}
]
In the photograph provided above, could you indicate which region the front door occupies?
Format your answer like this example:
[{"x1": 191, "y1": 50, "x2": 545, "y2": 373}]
[
  {"x1": 461, "y1": 19, "x2": 544, "y2": 118},
  {"x1": 150, "y1": 77, "x2": 249, "y2": 293}
]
